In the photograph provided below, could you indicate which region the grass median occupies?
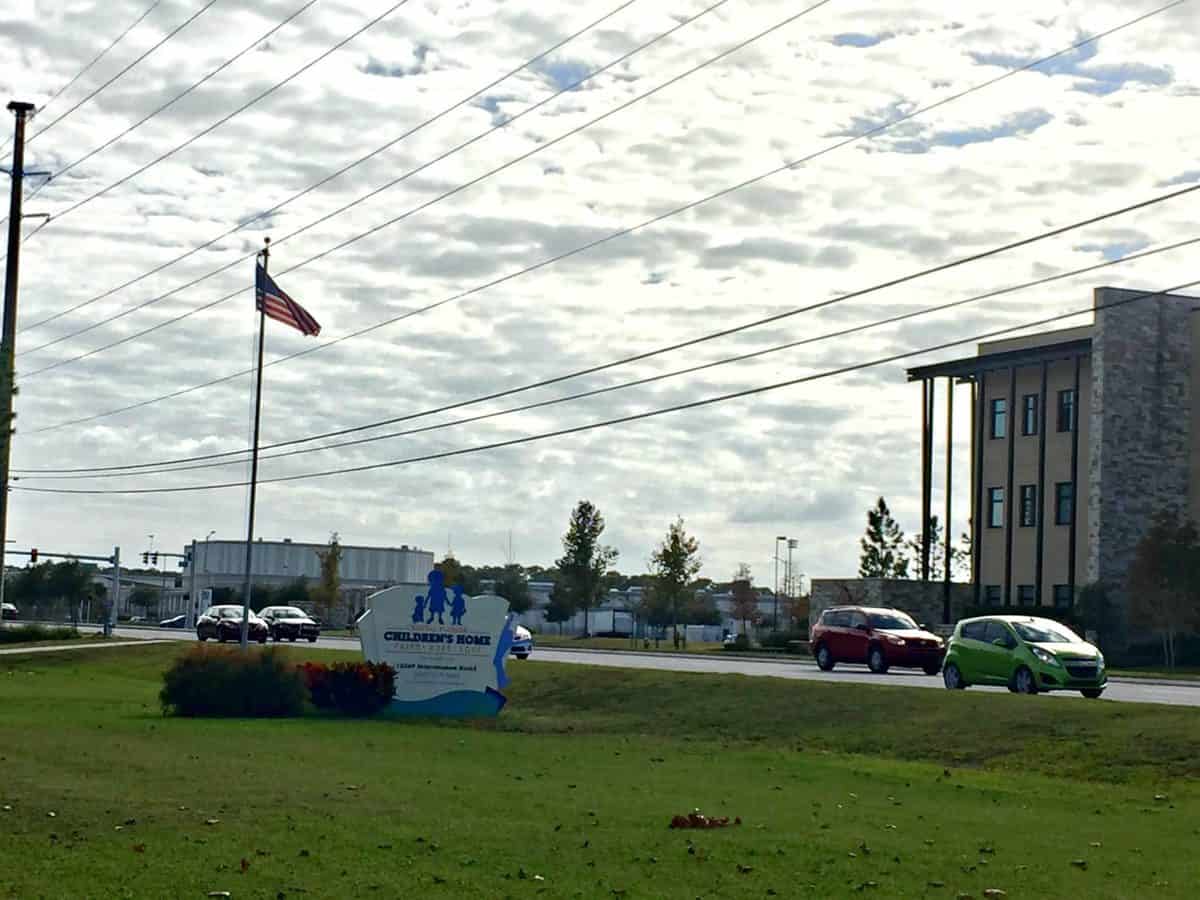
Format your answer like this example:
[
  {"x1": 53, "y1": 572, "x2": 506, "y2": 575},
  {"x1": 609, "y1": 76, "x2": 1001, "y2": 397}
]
[{"x1": 0, "y1": 643, "x2": 1197, "y2": 899}]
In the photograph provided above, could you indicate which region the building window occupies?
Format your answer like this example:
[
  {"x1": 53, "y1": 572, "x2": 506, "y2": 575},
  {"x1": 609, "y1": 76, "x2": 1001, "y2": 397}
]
[
  {"x1": 988, "y1": 488, "x2": 1004, "y2": 528},
  {"x1": 990, "y1": 398, "x2": 1007, "y2": 439},
  {"x1": 1055, "y1": 482, "x2": 1074, "y2": 525},
  {"x1": 1017, "y1": 584, "x2": 1037, "y2": 606},
  {"x1": 1057, "y1": 389, "x2": 1076, "y2": 433},
  {"x1": 1053, "y1": 584, "x2": 1073, "y2": 608},
  {"x1": 1019, "y1": 485, "x2": 1037, "y2": 527},
  {"x1": 1022, "y1": 394, "x2": 1039, "y2": 436},
  {"x1": 984, "y1": 585, "x2": 1002, "y2": 606}
]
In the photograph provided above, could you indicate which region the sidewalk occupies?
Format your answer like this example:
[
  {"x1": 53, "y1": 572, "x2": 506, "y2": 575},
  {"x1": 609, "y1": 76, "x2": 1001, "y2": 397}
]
[{"x1": 0, "y1": 639, "x2": 168, "y2": 656}]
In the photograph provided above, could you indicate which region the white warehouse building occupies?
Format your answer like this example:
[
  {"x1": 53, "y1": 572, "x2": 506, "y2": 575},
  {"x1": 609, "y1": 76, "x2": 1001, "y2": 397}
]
[{"x1": 186, "y1": 538, "x2": 433, "y2": 600}]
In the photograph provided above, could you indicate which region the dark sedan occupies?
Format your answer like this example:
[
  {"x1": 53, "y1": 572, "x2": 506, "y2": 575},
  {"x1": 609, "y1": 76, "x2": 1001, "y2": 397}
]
[
  {"x1": 196, "y1": 605, "x2": 268, "y2": 644},
  {"x1": 259, "y1": 606, "x2": 321, "y2": 643}
]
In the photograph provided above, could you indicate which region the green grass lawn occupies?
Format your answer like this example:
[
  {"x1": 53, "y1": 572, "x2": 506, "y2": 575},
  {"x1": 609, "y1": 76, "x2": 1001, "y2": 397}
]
[
  {"x1": 533, "y1": 634, "x2": 727, "y2": 653},
  {"x1": 1, "y1": 644, "x2": 1198, "y2": 899}
]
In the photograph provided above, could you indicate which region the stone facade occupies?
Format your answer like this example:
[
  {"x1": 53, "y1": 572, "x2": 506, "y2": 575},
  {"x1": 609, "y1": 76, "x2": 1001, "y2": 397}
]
[
  {"x1": 808, "y1": 578, "x2": 973, "y2": 633},
  {"x1": 1087, "y1": 288, "x2": 1197, "y2": 602}
]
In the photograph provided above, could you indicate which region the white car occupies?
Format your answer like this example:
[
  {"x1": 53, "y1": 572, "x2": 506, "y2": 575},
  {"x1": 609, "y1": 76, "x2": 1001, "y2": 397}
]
[
  {"x1": 511, "y1": 625, "x2": 533, "y2": 659},
  {"x1": 1, "y1": 602, "x2": 17, "y2": 620}
]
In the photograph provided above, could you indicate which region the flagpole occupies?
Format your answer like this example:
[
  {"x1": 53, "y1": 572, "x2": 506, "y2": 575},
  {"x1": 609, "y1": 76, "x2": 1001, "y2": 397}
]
[{"x1": 240, "y1": 236, "x2": 270, "y2": 650}]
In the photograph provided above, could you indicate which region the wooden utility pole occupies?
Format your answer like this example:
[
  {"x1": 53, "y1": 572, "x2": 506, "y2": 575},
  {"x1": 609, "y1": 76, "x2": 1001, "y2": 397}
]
[{"x1": 0, "y1": 101, "x2": 36, "y2": 615}]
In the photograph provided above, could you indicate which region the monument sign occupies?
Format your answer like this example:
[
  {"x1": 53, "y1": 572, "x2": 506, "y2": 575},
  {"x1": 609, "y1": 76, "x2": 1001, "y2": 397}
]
[{"x1": 358, "y1": 571, "x2": 516, "y2": 716}]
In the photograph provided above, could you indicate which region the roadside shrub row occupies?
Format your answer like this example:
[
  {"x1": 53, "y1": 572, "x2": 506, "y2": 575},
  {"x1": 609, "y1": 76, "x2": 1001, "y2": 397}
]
[
  {"x1": 160, "y1": 646, "x2": 397, "y2": 718},
  {"x1": 0, "y1": 624, "x2": 80, "y2": 644},
  {"x1": 301, "y1": 660, "x2": 395, "y2": 716}
]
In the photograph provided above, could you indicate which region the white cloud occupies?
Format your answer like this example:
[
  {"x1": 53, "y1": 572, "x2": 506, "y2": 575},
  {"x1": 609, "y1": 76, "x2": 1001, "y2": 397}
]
[{"x1": 0, "y1": 0, "x2": 1195, "y2": 582}]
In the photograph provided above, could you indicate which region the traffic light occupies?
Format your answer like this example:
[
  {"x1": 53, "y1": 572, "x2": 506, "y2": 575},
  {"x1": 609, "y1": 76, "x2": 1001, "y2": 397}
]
[
  {"x1": 29, "y1": 548, "x2": 37, "y2": 563},
  {"x1": 151, "y1": 552, "x2": 159, "y2": 566},
  {"x1": 142, "y1": 552, "x2": 149, "y2": 565}
]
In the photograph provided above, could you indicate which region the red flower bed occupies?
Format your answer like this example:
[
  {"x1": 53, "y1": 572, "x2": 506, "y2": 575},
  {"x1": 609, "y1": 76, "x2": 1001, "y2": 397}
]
[{"x1": 300, "y1": 660, "x2": 396, "y2": 716}]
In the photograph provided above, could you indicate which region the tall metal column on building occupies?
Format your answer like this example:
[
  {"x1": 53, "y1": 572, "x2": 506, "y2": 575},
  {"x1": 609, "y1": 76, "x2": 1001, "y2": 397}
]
[
  {"x1": 1035, "y1": 361, "x2": 1049, "y2": 606},
  {"x1": 1003, "y1": 366, "x2": 1017, "y2": 606},
  {"x1": 942, "y1": 376, "x2": 954, "y2": 622},
  {"x1": 972, "y1": 371, "x2": 986, "y2": 605},
  {"x1": 919, "y1": 378, "x2": 935, "y2": 582},
  {"x1": 0, "y1": 101, "x2": 35, "y2": 616}
]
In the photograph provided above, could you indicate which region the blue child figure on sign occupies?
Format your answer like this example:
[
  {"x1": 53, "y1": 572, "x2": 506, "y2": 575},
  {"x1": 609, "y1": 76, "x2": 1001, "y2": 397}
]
[
  {"x1": 450, "y1": 585, "x2": 467, "y2": 626},
  {"x1": 424, "y1": 570, "x2": 448, "y2": 625},
  {"x1": 411, "y1": 594, "x2": 426, "y2": 624}
]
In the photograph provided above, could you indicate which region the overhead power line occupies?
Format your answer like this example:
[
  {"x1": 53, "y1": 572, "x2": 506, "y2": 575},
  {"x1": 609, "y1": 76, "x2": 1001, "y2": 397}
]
[
  {"x1": 49, "y1": 0, "x2": 321, "y2": 184},
  {"x1": 1, "y1": 0, "x2": 166, "y2": 158},
  {"x1": 18, "y1": 0, "x2": 726, "y2": 351},
  {"x1": 16, "y1": 232, "x2": 1199, "y2": 480},
  {"x1": 26, "y1": 0, "x2": 416, "y2": 233},
  {"x1": 18, "y1": 0, "x2": 1182, "y2": 409},
  {"x1": 25, "y1": 0, "x2": 218, "y2": 146},
  {"x1": 14, "y1": 277, "x2": 1200, "y2": 495},
  {"x1": 17, "y1": 0, "x2": 644, "y2": 335}
]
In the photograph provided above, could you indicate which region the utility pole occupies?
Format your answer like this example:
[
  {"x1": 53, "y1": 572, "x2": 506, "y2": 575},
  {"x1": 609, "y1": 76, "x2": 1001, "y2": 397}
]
[{"x1": 0, "y1": 101, "x2": 35, "y2": 618}]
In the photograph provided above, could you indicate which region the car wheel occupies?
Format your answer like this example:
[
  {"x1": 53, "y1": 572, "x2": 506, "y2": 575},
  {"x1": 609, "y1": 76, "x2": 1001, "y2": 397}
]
[
  {"x1": 217, "y1": 633, "x2": 226, "y2": 643},
  {"x1": 258, "y1": 635, "x2": 267, "y2": 645},
  {"x1": 198, "y1": 634, "x2": 208, "y2": 642},
  {"x1": 923, "y1": 663, "x2": 941, "y2": 676},
  {"x1": 289, "y1": 636, "x2": 297, "y2": 642},
  {"x1": 1012, "y1": 666, "x2": 1038, "y2": 695},
  {"x1": 815, "y1": 643, "x2": 835, "y2": 671},
  {"x1": 514, "y1": 652, "x2": 529, "y2": 660},
  {"x1": 308, "y1": 636, "x2": 317, "y2": 643},
  {"x1": 867, "y1": 645, "x2": 889, "y2": 674},
  {"x1": 942, "y1": 662, "x2": 967, "y2": 690},
  {"x1": 1080, "y1": 688, "x2": 1104, "y2": 699}
]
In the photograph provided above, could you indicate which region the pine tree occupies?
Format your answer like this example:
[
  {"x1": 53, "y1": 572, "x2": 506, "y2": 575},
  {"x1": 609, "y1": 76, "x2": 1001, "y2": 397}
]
[
  {"x1": 555, "y1": 501, "x2": 618, "y2": 637},
  {"x1": 858, "y1": 497, "x2": 910, "y2": 579}
]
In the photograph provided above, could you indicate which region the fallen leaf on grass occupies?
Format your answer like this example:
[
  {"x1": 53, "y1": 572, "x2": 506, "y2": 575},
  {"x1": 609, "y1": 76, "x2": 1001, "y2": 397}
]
[
  {"x1": 132, "y1": 843, "x2": 146, "y2": 854},
  {"x1": 206, "y1": 893, "x2": 231, "y2": 898},
  {"x1": 1071, "y1": 860, "x2": 1088, "y2": 870},
  {"x1": 206, "y1": 819, "x2": 220, "y2": 826},
  {"x1": 983, "y1": 890, "x2": 1007, "y2": 898},
  {"x1": 669, "y1": 811, "x2": 740, "y2": 829},
  {"x1": 240, "y1": 858, "x2": 251, "y2": 873},
  {"x1": 737, "y1": 865, "x2": 754, "y2": 874}
]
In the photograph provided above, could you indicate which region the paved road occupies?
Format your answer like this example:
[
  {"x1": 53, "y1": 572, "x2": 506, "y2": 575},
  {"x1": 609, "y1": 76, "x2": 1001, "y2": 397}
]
[{"x1": 45, "y1": 624, "x2": 1200, "y2": 708}]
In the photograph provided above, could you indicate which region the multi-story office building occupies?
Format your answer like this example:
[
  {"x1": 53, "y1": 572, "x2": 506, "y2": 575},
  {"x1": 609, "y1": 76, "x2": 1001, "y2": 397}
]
[{"x1": 907, "y1": 286, "x2": 1199, "y2": 618}]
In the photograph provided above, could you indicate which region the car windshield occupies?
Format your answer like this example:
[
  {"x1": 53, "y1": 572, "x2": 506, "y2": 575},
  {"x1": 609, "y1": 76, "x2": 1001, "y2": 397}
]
[
  {"x1": 277, "y1": 608, "x2": 307, "y2": 619},
  {"x1": 217, "y1": 607, "x2": 247, "y2": 619},
  {"x1": 867, "y1": 612, "x2": 917, "y2": 630},
  {"x1": 1012, "y1": 620, "x2": 1081, "y2": 644}
]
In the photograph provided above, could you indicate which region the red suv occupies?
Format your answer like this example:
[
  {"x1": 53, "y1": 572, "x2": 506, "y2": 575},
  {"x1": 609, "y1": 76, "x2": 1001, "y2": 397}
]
[{"x1": 810, "y1": 606, "x2": 945, "y2": 675}]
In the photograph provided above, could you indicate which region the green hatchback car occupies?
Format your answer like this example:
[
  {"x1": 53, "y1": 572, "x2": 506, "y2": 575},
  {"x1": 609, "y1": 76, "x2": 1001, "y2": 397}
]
[{"x1": 942, "y1": 615, "x2": 1106, "y2": 698}]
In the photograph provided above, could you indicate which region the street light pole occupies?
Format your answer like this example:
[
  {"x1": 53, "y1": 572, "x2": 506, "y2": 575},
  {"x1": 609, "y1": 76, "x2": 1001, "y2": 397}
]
[
  {"x1": 773, "y1": 536, "x2": 786, "y2": 630},
  {"x1": 786, "y1": 538, "x2": 797, "y2": 621}
]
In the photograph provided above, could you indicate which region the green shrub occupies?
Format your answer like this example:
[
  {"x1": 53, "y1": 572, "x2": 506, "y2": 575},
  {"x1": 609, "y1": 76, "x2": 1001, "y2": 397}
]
[
  {"x1": 758, "y1": 629, "x2": 809, "y2": 650},
  {"x1": 0, "y1": 624, "x2": 79, "y2": 644},
  {"x1": 301, "y1": 661, "x2": 396, "y2": 716},
  {"x1": 160, "y1": 646, "x2": 306, "y2": 717}
]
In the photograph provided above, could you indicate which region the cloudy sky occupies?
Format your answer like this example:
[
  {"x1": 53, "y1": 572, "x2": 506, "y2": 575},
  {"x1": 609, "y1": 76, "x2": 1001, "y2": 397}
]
[{"x1": 0, "y1": 0, "x2": 1197, "y2": 585}]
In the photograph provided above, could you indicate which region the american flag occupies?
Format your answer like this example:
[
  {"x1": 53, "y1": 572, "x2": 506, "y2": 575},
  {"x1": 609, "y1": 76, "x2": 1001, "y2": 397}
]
[{"x1": 255, "y1": 264, "x2": 320, "y2": 336}]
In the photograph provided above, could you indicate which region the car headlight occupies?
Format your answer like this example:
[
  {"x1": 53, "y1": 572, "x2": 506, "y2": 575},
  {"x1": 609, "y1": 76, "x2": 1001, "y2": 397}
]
[
  {"x1": 1097, "y1": 654, "x2": 1105, "y2": 670},
  {"x1": 1030, "y1": 646, "x2": 1061, "y2": 667},
  {"x1": 884, "y1": 634, "x2": 905, "y2": 645}
]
